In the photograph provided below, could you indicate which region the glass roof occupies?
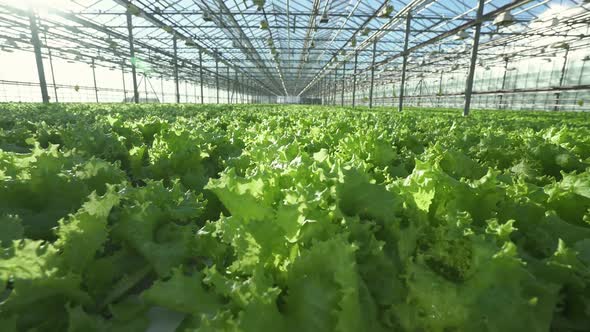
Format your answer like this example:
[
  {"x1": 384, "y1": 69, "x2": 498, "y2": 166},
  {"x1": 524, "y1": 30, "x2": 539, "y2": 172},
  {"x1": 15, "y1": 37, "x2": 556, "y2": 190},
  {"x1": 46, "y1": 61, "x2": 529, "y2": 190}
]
[{"x1": 0, "y1": 0, "x2": 588, "y2": 96}]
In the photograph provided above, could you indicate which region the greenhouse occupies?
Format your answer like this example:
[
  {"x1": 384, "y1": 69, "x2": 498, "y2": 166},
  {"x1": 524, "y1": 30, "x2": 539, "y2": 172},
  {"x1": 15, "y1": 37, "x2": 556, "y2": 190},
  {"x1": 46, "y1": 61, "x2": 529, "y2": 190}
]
[
  {"x1": 0, "y1": 0, "x2": 590, "y2": 331},
  {"x1": 1, "y1": 0, "x2": 589, "y2": 111}
]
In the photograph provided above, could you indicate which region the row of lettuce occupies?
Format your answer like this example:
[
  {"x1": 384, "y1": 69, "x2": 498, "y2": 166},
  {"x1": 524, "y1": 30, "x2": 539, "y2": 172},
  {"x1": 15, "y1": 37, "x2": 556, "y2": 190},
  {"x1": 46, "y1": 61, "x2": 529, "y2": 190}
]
[{"x1": 1, "y1": 103, "x2": 589, "y2": 331}]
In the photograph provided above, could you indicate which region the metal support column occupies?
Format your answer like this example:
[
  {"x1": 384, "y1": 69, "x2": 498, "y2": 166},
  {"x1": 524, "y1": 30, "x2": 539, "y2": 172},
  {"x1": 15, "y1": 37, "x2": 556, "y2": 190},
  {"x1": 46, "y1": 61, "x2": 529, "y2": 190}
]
[
  {"x1": 326, "y1": 78, "x2": 330, "y2": 105},
  {"x1": 498, "y1": 57, "x2": 509, "y2": 109},
  {"x1": 145, "y1": 74, "x2": 149, "y2": 101},
  {"x1": 215, "y1": 58, "x2": 219, "y2": 104},
  {"x1": 28, "y1": 10, "x2": 49, "y2": 103},
  {"x1": 437, "y1": 70, "x2": 443, "y2": 107},
  {"x1": 352, "y1": 52, "x2": 358, "y2": 108},
  {"x1": 240, "y1": 75, "x2": 244, "y2": 103},
  {"x1": 554, "y1": 47, "x2": 570, "y2": 111},
  {"x1": 417, "y1": 79, "x2": 423, "y2": 107},
  {"x1": 227, "y1": 67, "x2": 230, "y2": 103},
  {"x1": 326, "y1": 78, "x2": 329, "y2": 105},
  {"x1": 122, "y1": 64, "x2": 127, "y2": 102},
  {"x1": 126, "y1": 11, "x2": 139, "y2": 103},
  {"x1": 44, "y1": 34, "x2": 58, "y2": 102},
  {"x1": 318, "y1": 79, "x2": 326, "y2": 105},
  {"x1": 324, "y1": 76, "x2": 330, "y2": 105},
  {"x1": 236, "y1": 74, "x2": 239, "y2": 104},
  {"x1": 324, "y1": 79, "x2": 328, "y2": 105},
  {"x1": 462, "y1": 0, "x2": 485, "y2": 116},
  {"x1": 325, "y1": 78, "x2": 329, "y2": 105},
  {"x1": 332, "y1": 70, "x2": 337, "y2": 105},
  {"x1": 369, "y1": 40, "x2": 377, "y2": 108},
  {"x1": 234, "y1": 70, "x2": 238, "y2": 103},
  {"x1": 398, "y1": 13, "x2": 411, "y2": 112},
  {"x1": 237, "y1": 74, "x2": 240, "y2": 103},
  {"x1": 160, "y1": 75, "x2": 164, "y2": 103},
  {"x1": 91, "y1": 58, "x2": 99, "y2": 102},
  {"x1": 172, "y1": 35, "x2": 180, "y2": 103},
  {"x1": 341, "y1": 62, "x2": 346, "y2": 106},
  {"x1": 199, "y1": 50, "x2": 204, "y2": 104},
  {"x1": 241, "y1": 76, "x2": 244, "y2": 103}
]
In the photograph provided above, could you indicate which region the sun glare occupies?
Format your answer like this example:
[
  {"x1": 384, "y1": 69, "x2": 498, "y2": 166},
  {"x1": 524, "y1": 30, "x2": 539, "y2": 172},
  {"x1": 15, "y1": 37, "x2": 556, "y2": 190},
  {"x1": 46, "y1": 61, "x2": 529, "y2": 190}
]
[{"x1": 1, "y1": 0, "x2": 74, "y2": 12}]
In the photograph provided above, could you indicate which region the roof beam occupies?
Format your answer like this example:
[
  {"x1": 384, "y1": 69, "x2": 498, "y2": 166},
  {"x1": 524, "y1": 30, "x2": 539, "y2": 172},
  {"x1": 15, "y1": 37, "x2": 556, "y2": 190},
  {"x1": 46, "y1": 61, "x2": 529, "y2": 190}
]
[{"x1": 112, "y1": 0, "x2": 279, "y2": 95}]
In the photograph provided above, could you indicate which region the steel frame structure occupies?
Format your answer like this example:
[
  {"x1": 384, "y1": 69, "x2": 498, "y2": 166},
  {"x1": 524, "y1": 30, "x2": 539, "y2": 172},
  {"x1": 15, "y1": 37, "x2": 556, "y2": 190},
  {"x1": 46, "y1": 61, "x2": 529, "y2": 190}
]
[{"x1": 0, "y1": 0, "x2": 589, "y2": 113}]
